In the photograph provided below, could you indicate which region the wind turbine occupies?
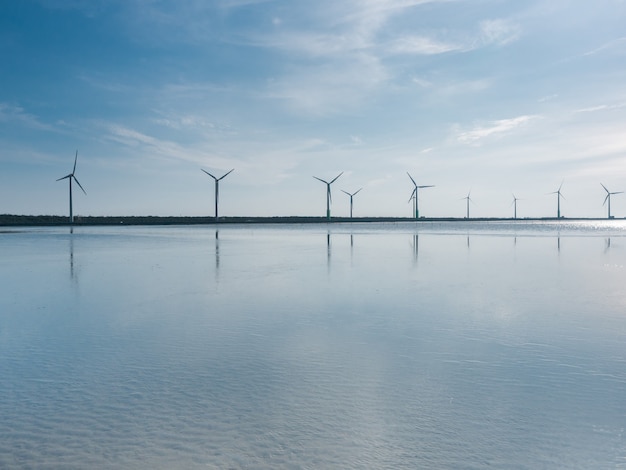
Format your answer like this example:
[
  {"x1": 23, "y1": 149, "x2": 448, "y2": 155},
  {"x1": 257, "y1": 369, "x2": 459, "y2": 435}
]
[
  {"x1": 550, "y1": 182, "x2": 565, "y2": 218},
  {"x1": 202, "y1": 168, "x2": 234, "y2": 222},
  {"x1": 462, "y1": 190, "x2": 473, "y2": 218},
  {"x1": 313, "y1": 172, "x2": 343, "y2": 220},
  {"x1": 341, "y1": 188, "x2": 362, "y2": 218},
  {"x1": 511, "y1": 194, "x2": 520, "y2": 219},
  {"x1": 56, "y1": 150, "x2": 86, "y2": 224},
  {"x1": 406, "y1": 172, "x2": 434, "y2": 219},
  {"x1": 601, "y1": 183, "x2": 623, "y2": 219}
]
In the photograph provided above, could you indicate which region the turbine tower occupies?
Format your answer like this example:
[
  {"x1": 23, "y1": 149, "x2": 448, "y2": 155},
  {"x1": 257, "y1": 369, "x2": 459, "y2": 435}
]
[
  {"x1": 56, "y1": 150, "x2": 86, "y2": 224},
  {"x1": 202, "y1": 168, "x2": 234, "y2": 222},
  {"x1": 313, "y1": 172, "x2": 343, "y2": 220},
  {"x1": 462, "y1": 190, "x2": 473, "y2": 218},
  {"x1": 512, "y1": 194, "x2": 519, "y2": 219},
  {"x1": 550, "y1": 182, "x2": 565, "y2": 218},
  {"x1": 406, "y1": 172, "x2": 434, "y2": 219},
  {"x1": 601, "y1": 183, "x2": 623, "y2": 219},
  {"x1": 341, "y1": 188, "x2": 362, "y2": 218}
]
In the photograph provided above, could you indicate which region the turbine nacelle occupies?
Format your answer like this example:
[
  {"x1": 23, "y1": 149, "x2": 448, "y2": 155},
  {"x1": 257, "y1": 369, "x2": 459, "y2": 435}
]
[
  {"x1": 601, "y1": 183, "x2": 623, "y2": 205},
  {"x1": 202, "y1": 168, "x2": 234, "y2": 182}
]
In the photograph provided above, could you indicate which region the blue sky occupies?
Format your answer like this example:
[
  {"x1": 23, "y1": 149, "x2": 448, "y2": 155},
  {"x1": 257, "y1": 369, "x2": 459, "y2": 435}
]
[{"x1": 1, "y1": 0, "x2": 626, "y2": 218}]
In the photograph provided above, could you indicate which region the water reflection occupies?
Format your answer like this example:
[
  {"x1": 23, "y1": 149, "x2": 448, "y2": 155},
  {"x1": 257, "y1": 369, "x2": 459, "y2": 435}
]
[
  {"x1": 69, "y1": 231, "x2": 75, "y2": 279},
  {"x1": 350, "y1": 233, "x2": 354, "y2": 265},
  {"x1": 2, "y1": 223, "x2": 626, "y2": 469},
  {"x1": 326, "y1": 230, "x2": 331, "y2": 268},
  {"x1": 411, "y1": 233, "x2": 419, "y2": 265},
  {"x1": 215, "y1": 229, "x2": 220, "y2": 271}
]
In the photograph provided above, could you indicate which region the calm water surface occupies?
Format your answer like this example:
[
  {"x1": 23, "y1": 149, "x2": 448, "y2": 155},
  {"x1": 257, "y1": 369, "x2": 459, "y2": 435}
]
[{"x1": 1, "y1": 221, "x2": 626, "y2": 469}]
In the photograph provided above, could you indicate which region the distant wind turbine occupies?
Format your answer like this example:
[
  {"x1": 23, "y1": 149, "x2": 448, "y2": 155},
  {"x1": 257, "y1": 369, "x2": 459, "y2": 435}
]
[
  {"x1": 549, "y1": 182, "x2": 565, "y2": 218},
  {"x1": 511, "y1": 194, "x2": 520, "y2": 219},
  {"x1": 56, "y1": 150, "x2": 86, "y2": 224},
  {"x1": 601, "y1": 183, "x2": 623, "y2": 219},
  {"x1": 313, "y1": 172, "x2": 343, "y2": 220},
  {"x1": 407, "y1": 172, "x2": 434, "y2": 219},
  {"x1": 202, "y1": 168, "x2": 234, "y2": 222},
  {"x1": 341, "y1": 188, "x2": 362, "y2": 218},
  {"x1": 462, "y1": 190, "x2": 473, "y2": 218}
]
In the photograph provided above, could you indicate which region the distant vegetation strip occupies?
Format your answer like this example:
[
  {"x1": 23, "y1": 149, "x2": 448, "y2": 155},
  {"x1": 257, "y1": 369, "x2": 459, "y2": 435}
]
[
  {"x1": 0, "y1": 214, "x2": 611, "y2": 226},
  {"x1": 0, "y1": 214, "x2": 415, "y2": 226}
]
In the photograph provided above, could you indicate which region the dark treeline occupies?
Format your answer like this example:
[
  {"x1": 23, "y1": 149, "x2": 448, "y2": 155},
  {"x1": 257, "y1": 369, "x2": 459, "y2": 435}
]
[
  {"x1": 1, "y1": 214, "x2": 418, "y2": 226},
  {"x1": 0, "y1": 214, "x2": 606, "y2": 227}
]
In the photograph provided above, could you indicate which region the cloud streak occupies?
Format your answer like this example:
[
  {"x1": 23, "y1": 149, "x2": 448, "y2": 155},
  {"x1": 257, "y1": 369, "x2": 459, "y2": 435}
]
[
  {"x1": 0, "y1": 103, "x2": 55, "y2": 131},
  {"x1": 457, "y1": 115, "x2": 540, "y2": 144}
]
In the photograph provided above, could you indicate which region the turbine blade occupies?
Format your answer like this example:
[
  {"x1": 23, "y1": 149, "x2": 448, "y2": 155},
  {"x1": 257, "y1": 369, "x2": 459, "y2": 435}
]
[
  {"x1": 408, "y1": 188, "x2": 416, "y2": 202},
  {"x1": 201, "y1": 169, "x2": 217, "y2": 180},
  {"x1": 328, "y1": 186, "x2": 332, "y2": 204},
  {"x1": 417, "y1": 185, "x2": 434, "y2": 189},
  {"x1": 313, "y1": 176, "x2": 328, "y2": 184},
  {"x1": 353, "y1": 188, "x2": 363, "y2": 196},
  {"x1": 329, "y1": 172, "x2": 343, "y2": 184},
  {"x1": 72, "y1": 150, "x2": 78, "y2": 174},
  {"x1": 406, "y1": 172, "x2": 417, "y2": 186},
  {"x1": 558, "y1": 180, "x2": 564, "y2": 191},
  {"x1": 73, "y1": 176, "x2": 86, "y2": 195},
  {"x1": 218, "y1": 168, "x2": 235, "y2": 180},
  {"x1": 601, "y1": 183, "x2": 609, "y2": 194},
  {"x1": 341, "y1": 190, "x2": 351, "y2": 196},
  {"x1": 57, "y1": 174, "x2": 72, "y2": 181},
  {"x1": 603, "y1": 194, "x2": 609, "y2": 206},
  {"x1": 613, "y1": 191, "x2": 624, "y2": 195}
]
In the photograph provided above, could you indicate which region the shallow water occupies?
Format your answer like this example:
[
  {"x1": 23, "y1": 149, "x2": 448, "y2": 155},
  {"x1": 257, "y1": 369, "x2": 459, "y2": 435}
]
[{"x1": 1, "y1": 221, "x2": 626, "y2": 468}]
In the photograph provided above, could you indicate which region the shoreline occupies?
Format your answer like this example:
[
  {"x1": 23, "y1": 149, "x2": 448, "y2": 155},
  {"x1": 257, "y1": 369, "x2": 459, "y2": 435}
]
[{"x1": 1, "y1": 214, "x2": 623, "y2": 227}]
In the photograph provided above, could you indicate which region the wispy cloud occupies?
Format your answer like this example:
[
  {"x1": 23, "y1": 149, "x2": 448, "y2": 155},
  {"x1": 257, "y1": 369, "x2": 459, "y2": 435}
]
[
  {"x1": 152, "y1": 112, "x2": 233, "y2": 135},
  {"x1": 265, "y1": 54, "x2": 389, "y2": 115},
  {"x1": 574, "y1": 102, "x2": 626, "y2": 113},
  {"x1": 583, "y1": 36, "x2": 626, "y2": 56},
  {"x1": 82, "y1": 1, "x2": 522, "y2": 118},
  {"x1": 387, "y1": 36, "x2": 462, "y2": 55},
  {"x1": 0, "y1": 103, "x2": 55, "y2": 131},
  {"x1": 437, "y1": 78, "x2": 492, "y2": 96},
  {"x1": 457, "y1": 115, "x2": 539, "y2": 144},
  {"x1": 103, "y1": 124, "x2": 213, "y2": 167},
  {"x1": 106, "y1": 125, "x2": 169, "y2": 149},
  {"x1": 538, "y1": 94, "x2": 558, "y2": 103},
  {"x1": 479, "y1": 19, "x2": 521, "y2": 46}
]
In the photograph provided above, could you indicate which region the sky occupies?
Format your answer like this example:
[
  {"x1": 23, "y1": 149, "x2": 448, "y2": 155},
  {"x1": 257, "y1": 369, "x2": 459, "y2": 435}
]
[{"x1": 1, "y1": 0, "x2": 626, "y2": 218}]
